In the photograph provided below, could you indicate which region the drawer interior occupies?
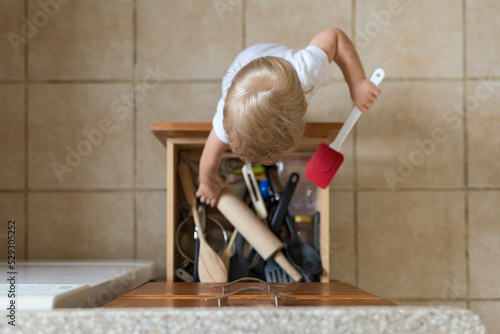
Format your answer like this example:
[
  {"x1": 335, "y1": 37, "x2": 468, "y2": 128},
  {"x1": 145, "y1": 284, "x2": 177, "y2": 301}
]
[{"x1": 166, "y1": 137, "x2": 330, "y2": 282}]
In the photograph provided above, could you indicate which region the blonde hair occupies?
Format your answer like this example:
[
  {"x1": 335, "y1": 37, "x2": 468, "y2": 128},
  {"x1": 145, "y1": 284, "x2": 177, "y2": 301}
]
[{"x1": 223, "y1": 56, "x2": 307, "y2": 165}]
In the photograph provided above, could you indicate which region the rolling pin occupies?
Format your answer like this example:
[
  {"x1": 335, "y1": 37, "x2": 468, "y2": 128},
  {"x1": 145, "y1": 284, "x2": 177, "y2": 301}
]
[{"x1": 217, "y1": 186, "x2": 303, "y2": 282}]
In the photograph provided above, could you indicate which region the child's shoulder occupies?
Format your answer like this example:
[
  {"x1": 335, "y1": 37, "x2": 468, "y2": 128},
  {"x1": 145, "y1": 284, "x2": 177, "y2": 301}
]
[
  {"x1": 237, "y1": 43, "x2": 290, "y2": 59},
  {"x1": 236, "y1": 43, "x2": 327, "y2": 66}
]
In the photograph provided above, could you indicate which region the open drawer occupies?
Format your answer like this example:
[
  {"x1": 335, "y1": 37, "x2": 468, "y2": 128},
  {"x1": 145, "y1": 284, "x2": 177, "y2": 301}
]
[{"x1": 151, "y1": 122, "x2": 341, "y2": 282}]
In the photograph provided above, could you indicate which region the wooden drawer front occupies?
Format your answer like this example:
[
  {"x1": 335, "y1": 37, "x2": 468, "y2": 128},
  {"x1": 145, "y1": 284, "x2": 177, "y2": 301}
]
[{"x1": 102, "y1": 283, "x2": 396, "y2": 308}]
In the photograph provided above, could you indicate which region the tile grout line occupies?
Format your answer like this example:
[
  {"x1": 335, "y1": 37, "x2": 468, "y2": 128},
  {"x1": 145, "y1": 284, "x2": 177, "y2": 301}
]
[
  {"x1": 351, "y1": 0, "x2": 359, "y2": 287},
  {"x1": 354, "y1": 187, "x2": 500, "y2": 191},
  {"x1": 5, "y1": 186, "x2": 500, "y2": 194},
  {"x1": 4, "y1": 77, "x2": 499, "y2": 85},
  {"x1": 462, "y1": 0, "x2": 471, "y2": 309},
  {"x1": 22, "y1": 79, "x2": 223, "y2": 84},
  {"x1": 23, "y1": 0, "x2": 29, "y2": 261},
  {"x1": 2, "y1": 189, "x2": 167, "y2": 193},
  {"x1": 132, "y1": 0, "x2": 138, "y2": 262}
]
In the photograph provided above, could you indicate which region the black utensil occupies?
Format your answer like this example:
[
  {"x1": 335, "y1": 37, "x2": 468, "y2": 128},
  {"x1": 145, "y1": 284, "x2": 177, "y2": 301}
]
[
  {"x1": 313, "y1": 211, "x2": 320, "y2": 254},
  {"x1": 268, "y1": 173, "x2": 300, "y2": 234},
  {"x1": 264, "y1": 259, "x2": 293, "y2": 282},
  {"x1": 192, "y1": 237, "x2": 200, "y2": 282},
  {"x1": 264, "y1": 165, "x2": 282, "y2": 203},
  {"x1": 192, "y1": 200, "x2": 208, "y2": 283},
  {"x1": 228, "y1": 233, "x2": 257, "y2": 281},
  {"x1": 284, "y1": 215, "x2": 322, "y2": 275},
  {"x1": 249, "y1": 256, "x2": 266, "y2": 280}
]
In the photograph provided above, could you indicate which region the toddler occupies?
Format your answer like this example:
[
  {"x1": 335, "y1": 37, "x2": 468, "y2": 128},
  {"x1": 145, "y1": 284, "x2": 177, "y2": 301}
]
[{"x1": 196, "y1": 28, "x2": 381, "y2": 207}]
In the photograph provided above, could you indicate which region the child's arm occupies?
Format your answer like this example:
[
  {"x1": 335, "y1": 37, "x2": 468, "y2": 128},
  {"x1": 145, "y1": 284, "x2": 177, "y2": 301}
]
[
  {"x1": 196, "y1": 129, "x2": 229, "y2": 207},
  {"x1": 309, "y1": 28, "x2": 381, "y2": 112}
]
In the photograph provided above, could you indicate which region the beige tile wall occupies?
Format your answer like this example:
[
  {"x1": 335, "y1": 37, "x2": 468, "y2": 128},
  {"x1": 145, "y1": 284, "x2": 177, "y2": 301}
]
[
  {"x1": 136, "y1": 0, "x2": 242, "y2": 80},
  {"x1": 0, "y1": 1, "x2": 25, "y2": 80},
  {"x1": 28, "y1": 0, "x2": 134, "y2": 80},
  {"x1": 0, "y1": 84, "x2": 25, "y2": 189},
  {"x1": 0, "y1": 0, "x2": 498, "y2": 330},
  {"x1": 28, "y1": 192, "x2": 134, "y2": 259},
  {"x1": 0, "y1": 193, "x2": 26, "y2": 261},
  {"x1": 356, "y1": 0, "x2": 463, "y2": 78}
]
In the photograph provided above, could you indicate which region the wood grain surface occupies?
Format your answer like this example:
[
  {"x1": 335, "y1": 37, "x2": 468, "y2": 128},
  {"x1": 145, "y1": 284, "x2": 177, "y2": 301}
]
[{"x1": 102, "y1": 282, "x2": 396, "y2": 308}]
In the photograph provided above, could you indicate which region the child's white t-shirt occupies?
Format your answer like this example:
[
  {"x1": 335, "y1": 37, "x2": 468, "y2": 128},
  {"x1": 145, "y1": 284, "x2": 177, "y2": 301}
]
[{"x1": 212, "y1": 43, "x2": 333, "y2": 144}]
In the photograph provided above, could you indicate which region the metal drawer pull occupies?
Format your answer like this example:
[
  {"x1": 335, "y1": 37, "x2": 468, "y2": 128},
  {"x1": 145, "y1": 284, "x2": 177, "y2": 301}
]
[
  {"x1": 205, "y1": 287, "x2": 298, "y2": 307},
  {"x1": 212, "y1": 277, "x2": 285, "y2": 294}
]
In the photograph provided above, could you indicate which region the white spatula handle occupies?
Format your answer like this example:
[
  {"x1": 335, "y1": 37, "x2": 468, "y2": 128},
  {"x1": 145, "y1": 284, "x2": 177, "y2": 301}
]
[
  {"x1": 242, "y1": 162, "x2": 268, "y2": 220},
  {"x1": 330, "y1": 68, "x2": 385, "y2": 151}
]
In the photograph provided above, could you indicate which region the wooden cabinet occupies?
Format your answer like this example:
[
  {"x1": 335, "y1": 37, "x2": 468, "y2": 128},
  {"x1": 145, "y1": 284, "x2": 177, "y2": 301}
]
[
  {"x1": 106, "y1": 123, "x2": 396, "y2": 309},
  {"x1": 150, "y1": 122, "x2": 342, "y2": 283},
  {"x1": 102, "y1": 282, "x2": 396, "y2": 308}
]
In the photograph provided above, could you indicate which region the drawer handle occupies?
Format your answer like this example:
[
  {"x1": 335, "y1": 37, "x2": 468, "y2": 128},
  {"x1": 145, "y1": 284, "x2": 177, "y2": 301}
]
[
  {"x1": 205, "y1": 286, "x2": 298, "y2": 307},
  {"x1": 212, "y1": 277, "x2": 285, "y2": 294}
]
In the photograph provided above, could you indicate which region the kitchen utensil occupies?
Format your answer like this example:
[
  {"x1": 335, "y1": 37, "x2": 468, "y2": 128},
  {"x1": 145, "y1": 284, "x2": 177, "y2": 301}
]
[
  {"x1": 197, "y1": 199, "x2": 207, "y2": 231},
  {"x1": 195, "y1": 198, "x2": 209, "y2": 280},
  {"x1": 178, "y1": 162, "x2": 228, "y2": 282},
  {"x1": 313, "y1": 211, "x2": 320, "y2": 254},
  {"x1": 294, "y1": 215, "x2": 314, "y2": 247},
  {"x1": 216, "y1": 187, "x2": 303, "y2": 282},
  {"x1": 277, "y1": 155, "x2": 317, "y2": 216},
  {"x1": 220, "y1": 229, "x2": 238, "y2": 271},
  {"x1": 175, "y1": 268, "x2": 194, "y2": 282},
  {"x1": 264, "y1": 259, "x2": 293, "y2": 282},
  {"x1": 175, "y1": 216, "x2": 228, "y2": 263},
  {"x1": 192, "y1": 236, "x2": 200, "y2": 282},
  {"x1": 305, "y1": 68, "x2": 385, "y2": 189},
  {"x1": 259, "y1": 180, "x2": 271, "y2": 201},
  {"x1": 228, "y1": 233, "x2": 258, "y2": 281},
  {"x1": 269, "y1": 173, "x2": 300, "y2": 234},
  {"x1": 179, "y1": 150, "x2": 200, "y2": 175},
  {"x1": 265, "y1": 164, "x2": 285, "y2": 200},
  {"x1": 178, "y1": 202, "x2": 191, "y2": 220},
  {"x1": 284, "y1": 215, "x2": 322, "y2": 275},
  {"x1": 242, "y1": 162, "x2": 268, "y2": 219},
  {"x1": 249, "y1": 256, "x2": 266, "y2": 280}
]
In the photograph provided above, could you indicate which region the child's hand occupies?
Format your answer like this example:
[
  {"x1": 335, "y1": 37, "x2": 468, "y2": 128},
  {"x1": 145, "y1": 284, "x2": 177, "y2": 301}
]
[
  {"x1": 196, "y1": 174, "x2": 228, "y2": 207},
  {"x1": 350, "y1": 78, "x2": 381, "y2": 113}
]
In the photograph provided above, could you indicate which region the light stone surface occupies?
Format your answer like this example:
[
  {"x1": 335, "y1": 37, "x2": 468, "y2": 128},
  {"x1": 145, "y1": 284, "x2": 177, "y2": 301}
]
[{"x1": 1, "y1": 306, "x2": 485, "y2": 334}]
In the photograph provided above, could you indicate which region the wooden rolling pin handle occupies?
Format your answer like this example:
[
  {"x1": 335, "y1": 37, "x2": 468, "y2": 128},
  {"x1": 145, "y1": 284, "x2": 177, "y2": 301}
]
[
  {"x1": 217, "y1": 186, "x2": 303, "y2": 281},
  {"x1": 217, "y1": 186, "x2": 283, "y2": 260},
  {"x1": 178, "y1": 162, "x2": 203, "y2": 236},
  {"x1": 273, "y1": 251, "x2": 303, "y2": 282}
]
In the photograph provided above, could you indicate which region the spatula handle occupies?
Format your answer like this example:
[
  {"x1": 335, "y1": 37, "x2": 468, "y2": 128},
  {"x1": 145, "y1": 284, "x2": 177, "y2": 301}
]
[
  {"x1": 178, "y1": 162, "x2": 205, "y2": 241},
  {"x1": 178, "y1": 162, "x2": 197, "y2": 207},
  {"x1": 269, "y1": 173, "x2": 299, "y2": 234},
  {"x1": 242, "y1": 162, "x2": 268, "y2": 220},
  {"x1": 330, "y1": 68, "x2": 385, "y2": 151}
]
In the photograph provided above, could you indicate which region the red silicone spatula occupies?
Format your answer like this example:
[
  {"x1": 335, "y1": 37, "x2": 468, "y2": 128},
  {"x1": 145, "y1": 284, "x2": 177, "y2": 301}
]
[{"x1": 305, "y1": 68, "x2": 385, "y2": 189}]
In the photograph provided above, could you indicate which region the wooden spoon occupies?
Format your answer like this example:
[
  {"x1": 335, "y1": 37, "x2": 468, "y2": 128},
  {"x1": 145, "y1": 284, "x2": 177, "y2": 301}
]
[
  {"x1": 178, "y1": 162, "x2": 228, "y2": 282},
  {"x1": 220, "y1": 229, "x2": 238, "y2": 271}
]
